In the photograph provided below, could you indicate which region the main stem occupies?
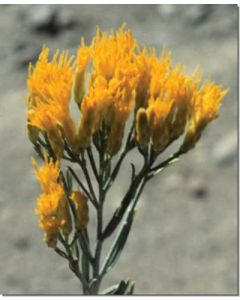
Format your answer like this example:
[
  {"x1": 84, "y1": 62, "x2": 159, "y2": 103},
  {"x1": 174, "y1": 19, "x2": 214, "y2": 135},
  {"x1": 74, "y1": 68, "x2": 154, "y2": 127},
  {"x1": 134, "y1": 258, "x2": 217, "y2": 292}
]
[
  {"x1": 91, "y1": 204, "x2": 103, "y2": 294},
  {"x1": 89, "y1": 130, "x2": 107, "y2": 294}
]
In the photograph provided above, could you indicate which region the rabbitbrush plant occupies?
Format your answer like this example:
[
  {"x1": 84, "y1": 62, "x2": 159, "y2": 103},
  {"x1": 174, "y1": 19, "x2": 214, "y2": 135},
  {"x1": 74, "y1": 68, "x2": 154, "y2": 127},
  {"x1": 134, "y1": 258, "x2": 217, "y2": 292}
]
[{"x1": 26, "y1": 25, "x2": 227, "y2": 295}]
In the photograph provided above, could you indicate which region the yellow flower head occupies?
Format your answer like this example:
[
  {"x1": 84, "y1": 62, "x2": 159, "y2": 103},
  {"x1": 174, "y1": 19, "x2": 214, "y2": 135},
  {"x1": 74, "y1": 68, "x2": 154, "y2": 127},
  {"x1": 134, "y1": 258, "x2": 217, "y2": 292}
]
[
  {"x1": 147, "y1": 97, "x2": 174, "y2": 153},
  {"x1": 32, "y1": 156, "x2": 60, "y2": 194},
  {"x1": 36, "y1": 185, "x2": 72, "y2": 248},
  {"x1": 92, "y1": 25, "x2": 136, "y2": 81},
  {"x1": 76, "y1": 26, "x2": 137, "y2": 153},
  {"x1": 33, "y1": 156, "x2": 72, "y2": 247},
  {"x1": 27, "y1": 47, "x2": 75, "y2": 106},
  {"x1": 27, "y1": 48, "x2": 78, "y2": 156},
  {"x1": 180, "y1": 80, "x2": 228, "y2": 153}
]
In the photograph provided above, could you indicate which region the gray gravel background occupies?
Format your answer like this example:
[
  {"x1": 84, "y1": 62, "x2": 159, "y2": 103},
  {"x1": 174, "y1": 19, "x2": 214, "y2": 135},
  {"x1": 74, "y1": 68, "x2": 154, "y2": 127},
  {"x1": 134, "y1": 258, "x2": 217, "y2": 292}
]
[{"x1": 0, "y1": 4, "x2": 238, "y2": 295}]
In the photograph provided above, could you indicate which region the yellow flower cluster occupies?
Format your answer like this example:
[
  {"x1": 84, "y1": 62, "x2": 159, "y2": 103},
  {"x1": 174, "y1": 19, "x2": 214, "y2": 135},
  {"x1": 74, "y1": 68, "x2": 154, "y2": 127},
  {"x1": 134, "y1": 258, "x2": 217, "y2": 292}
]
[
  {"x1": 32, "y1": 156, "x2": 88, "y2": 247},
  {"x1": 27, "y1": 49, "x2": 77, "y2": 157},
  {"x1": 135, "y1": 57, "x2": 227, "y2": 153},
  {"x1": 27, "y1": 25, "x2": 228, "y2": 158}
]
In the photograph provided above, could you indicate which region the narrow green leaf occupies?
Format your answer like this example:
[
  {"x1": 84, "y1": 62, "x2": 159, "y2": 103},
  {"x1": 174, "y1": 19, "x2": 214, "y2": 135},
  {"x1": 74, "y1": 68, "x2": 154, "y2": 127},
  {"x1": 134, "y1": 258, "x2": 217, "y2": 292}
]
[
  {"x1": 100, "y1": 284, "x2": 119, "y2": 295},
  {"x1": 130, "y1": 163, "x2": 136, "y2": 181},
  {"x1": 113, "y1": 280, "x2": 130, "y2": 295},
  {"x1": 101, "y1": 208, "x2": 136, "y2": 276},
  {"x1": 78, "y1": 232, "x2": 93, "y2": 263},
  {"x1": 88, "y1": 278, "x2": 97, "y2": 294},
  {"x1": 125, "y1": 281, "x2": 135, "y2": 295},
  {"x1": 66, "y1": 169, "x2": 73, "y2": 193},
  {"x1": 101, "y1": 178, "x2": 140, "y2": 240},
  {"x1": 54, "y1": 247, "x2": 68, "y2": 260},
  {"x1": 33, "y1": 143, "x2": 44, "y2": 160}
]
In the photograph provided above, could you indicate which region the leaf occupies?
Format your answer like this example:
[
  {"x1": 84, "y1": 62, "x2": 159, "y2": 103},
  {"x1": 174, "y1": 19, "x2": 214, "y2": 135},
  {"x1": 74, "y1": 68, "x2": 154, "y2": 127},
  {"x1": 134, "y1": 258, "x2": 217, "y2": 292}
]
[
  {"x1": 113, "y1": 280, "x2": 129, "y2": 295},
  {"x1": 101, "y1": 176, "x2": 141, "y2": 240},
  {"x1": 66, "y1": 169, "x2": 73, "y2": 193},
  {"x1": 100, "y1": 284, "x2": 119, "y2": 295},
  {"x1": 54, "y1": 247, "x2": 68, "y2": 260},
  {"x1": 101, "y1": 280, "x2": 135, "y2": 295},
  {"x1": 78, "y1": 232, "x2": 93, "y2": 263},
  {"x1": 100, "y1": 207, "x2": 136, "y2": 276},
  {"x1": 33, "y1": 143, "x2": 44, "y2": 160},
  {"x1": 88, "y1": 278, "x2": 97, "y2": 294},
  {"x1": 130, "y1": 163, "x2": 136, "y2": 182},
  {"x1": 125, "y1": 281, "x2": 135, "y2": 295}
]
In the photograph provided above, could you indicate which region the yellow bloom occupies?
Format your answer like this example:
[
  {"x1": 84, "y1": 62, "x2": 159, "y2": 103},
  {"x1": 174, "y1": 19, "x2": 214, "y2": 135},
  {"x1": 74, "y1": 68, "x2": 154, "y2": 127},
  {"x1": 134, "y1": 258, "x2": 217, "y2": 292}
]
[
  {"x1": 133, "y1": 49, "x2": 155, "y2": 109},
  {"x1": 180, "y1": 80, "x2": 228, "y2": 153},
  {"x1": 32, "y1": 156, "x2": 72, "y2": 247},
  {"x1": 107, "y1": 77, "x2": 136, "y2": 156},
  {"x1": 32, "y1": 156, "x2": 60, "y2": 194},
  {"x1": 92, "y1": 25, "x2": 136, "y2": 81},
  {"x1": 77, "y1": 26, "x2": 137, "y2": 153},
  {"x1": 27, "y1": 48, "x2": 78, "y2": 155},
  {"x1": 164, "y1": 65, "x2": 200, "y2": 141},
  {"x1": 147, "y1": 97, "x2": 173, "y2": 153},
  {"x1": 28, "y1": 101, "x2": 64, "y2": 159},
  {"x1": 27, "y1": 47, "x2": 74, "y2": 106},
  {"x1": 133, "y1": 48, "x2": 171, "y2": 109},
  {"x1": 78, "y1": 75, "x2": 112, "y2": 148},
  {"x1": 36, "y1": 185, "x2": 72, "y2": 248},
  {"x1": 70, "y1": 191, "x2": 89, "y2": 231}
]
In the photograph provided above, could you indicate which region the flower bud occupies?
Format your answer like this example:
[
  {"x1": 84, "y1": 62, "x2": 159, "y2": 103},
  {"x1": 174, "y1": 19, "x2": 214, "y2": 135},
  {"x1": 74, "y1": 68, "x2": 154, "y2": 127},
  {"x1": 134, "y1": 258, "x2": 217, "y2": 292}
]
[
  {"x1": 70, "y1": 191, "x2": 89, "y2": 231},
  {"x1": 107, "y1": 121, "x2": 125, "y2": 156},
  {"x1": 74, "y1": 70, "x2": 85, "y2": 107},
  {"x1": 78, "y1": 102, "x2": 95, "y2": 149},
  {"x1": 43, "y1": 221, "x2": 59, "y2": 248},
  {"x1": 135, "y1": 108, "x2": 150, "y2": 149},
  {"x1": 48, "y1": 128, "x2": 64, "y2": 160},
  {"x1": 61, "y1": 117, "x2": 79, "y2": 155},
  {"x1": 58, "y1": 195, "x2": 72, "y2": 237}
]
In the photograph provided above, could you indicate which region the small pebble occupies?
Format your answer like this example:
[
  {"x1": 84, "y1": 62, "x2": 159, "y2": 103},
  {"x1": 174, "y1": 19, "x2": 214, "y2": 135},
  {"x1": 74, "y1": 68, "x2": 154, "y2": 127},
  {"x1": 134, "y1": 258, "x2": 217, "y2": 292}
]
[{"x1": 189, "y1": 178, "x2": 208, "y2": 200}]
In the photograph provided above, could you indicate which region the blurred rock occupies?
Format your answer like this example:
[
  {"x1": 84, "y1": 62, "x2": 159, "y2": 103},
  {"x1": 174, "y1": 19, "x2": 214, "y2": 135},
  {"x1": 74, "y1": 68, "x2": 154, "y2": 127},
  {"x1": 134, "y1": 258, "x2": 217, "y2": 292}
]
[
  {"x1": 189, "y1": 178, "x2": 208, "y2": 200},
  {"x1": 184, "y1": 5, "x2": 212, "y2": 25},
  {"x1": 14, "y1": 42, "x2": 40, "y2": 68},
  {"x1": 212, "y1": 131, "x2": 237, "y2": 166},
  {"x1": 19, "y1": 6, "x2": 77, "y2": 36},
  {"x1": 13, "y1": 237, "x2": 31, "y2": 251}
]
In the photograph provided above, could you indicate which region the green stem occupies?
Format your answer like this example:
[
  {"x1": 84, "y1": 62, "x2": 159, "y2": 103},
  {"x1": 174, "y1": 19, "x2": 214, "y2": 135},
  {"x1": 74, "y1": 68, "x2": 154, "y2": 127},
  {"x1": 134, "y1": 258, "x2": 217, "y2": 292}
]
[
  {"x1": 79, "y1": 153, "x2": 98, "y2": 206},
  {"x1": 87, "y1": 147, "x2": 99, "y2": 182},
  {"x1": 67, "y1": 166, "x2": 97, "y2": 208},
  {"x1": 59, "y1": 234, "x2": 89, "y2": 293}
]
